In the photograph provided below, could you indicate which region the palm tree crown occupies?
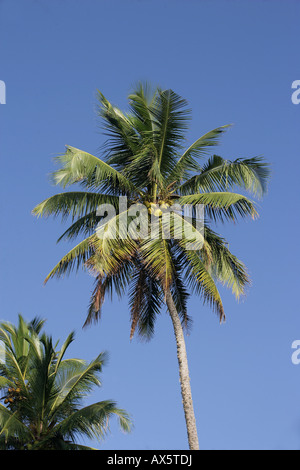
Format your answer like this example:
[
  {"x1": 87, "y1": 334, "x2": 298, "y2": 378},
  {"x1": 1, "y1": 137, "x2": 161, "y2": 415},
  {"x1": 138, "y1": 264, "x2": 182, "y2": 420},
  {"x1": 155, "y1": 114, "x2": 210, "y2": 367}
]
[
  {"x1": 33, "y1": 83, "x2": 269, "y2": 336},
  {"x1": 0, "y1": 315, "x2": 131, "y2": 450}
]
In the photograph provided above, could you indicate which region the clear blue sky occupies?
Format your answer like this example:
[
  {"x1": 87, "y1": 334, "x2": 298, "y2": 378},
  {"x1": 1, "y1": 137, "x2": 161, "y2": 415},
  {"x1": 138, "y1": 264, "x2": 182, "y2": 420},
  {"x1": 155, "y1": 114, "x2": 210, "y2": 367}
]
[{"x1": 0, "y1": 0, "x2": 299, "y2": 450}]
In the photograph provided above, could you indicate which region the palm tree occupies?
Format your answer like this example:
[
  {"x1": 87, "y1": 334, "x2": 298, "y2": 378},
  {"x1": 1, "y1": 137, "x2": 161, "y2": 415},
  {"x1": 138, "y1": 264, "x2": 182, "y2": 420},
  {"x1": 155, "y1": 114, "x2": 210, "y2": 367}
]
[
  {"x1": 0, "y1": 315, "x2": 132, "y2": 450},
  {"x1": 32, "y1": 83, "x2": 270, "y2": 449}
]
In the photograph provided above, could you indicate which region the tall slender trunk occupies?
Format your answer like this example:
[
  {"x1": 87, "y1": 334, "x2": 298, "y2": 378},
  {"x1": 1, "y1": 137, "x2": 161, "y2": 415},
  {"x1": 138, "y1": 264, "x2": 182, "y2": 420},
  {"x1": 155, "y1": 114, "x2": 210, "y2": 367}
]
[{"x1": 164, "y1": 288, "x2": 199, "y2": 450}]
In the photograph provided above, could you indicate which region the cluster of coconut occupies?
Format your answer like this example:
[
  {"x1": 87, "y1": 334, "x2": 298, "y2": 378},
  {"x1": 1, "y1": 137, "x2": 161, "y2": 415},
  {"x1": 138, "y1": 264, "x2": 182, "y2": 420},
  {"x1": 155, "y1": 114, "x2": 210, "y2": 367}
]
[
  {"x1": 3, "y1": 386, "x2": 23, "y2": 405},
  {"x1": 144, "y1": 201, "x2": 170, "y2": 217}
]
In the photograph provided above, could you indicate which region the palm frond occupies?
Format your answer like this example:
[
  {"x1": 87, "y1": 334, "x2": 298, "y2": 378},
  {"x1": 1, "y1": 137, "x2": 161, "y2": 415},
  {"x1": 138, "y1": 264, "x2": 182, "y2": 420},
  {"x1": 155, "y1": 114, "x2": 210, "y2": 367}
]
[
  {"x1": 128, "y1": 82, "x2": 157, "y2": 137},
  {"x1": 178, "y1": 191, "x2": 258, "y2": 223},
  {"x1": 151, "y1": 88, "x2": 191, "y2": 179},
  {"x1": 44, "y1": 234, "x2": 97, "y2": 283},
  {"x1": 128, "y1": 265, "x2": 163, "y2": 341},
  {"x1": 139, "y1": 236, "x2": 175, "y2": 292},
  {"x1": 0, "y1": 404, "x2": 31, "y2": 444},
  {"x1": 32, "y1": 191, "x2": 120, "y2": 223},
  {"x1": 51, "y1": 146, "x2": 138, "y2": 195},
  {"x1": 84, "y1": 250, "x2": 135, "y2": 328},
  {"x1": 169, "y1": 246, "x2": 191, "y2": 332},
  {"x1": 54, "y1": 400, "x2": 132, "y2": 442},
  {"x1": 179, "y1": 155, "x2": 270, "y2": 197},
  {"x1": 168, "y1": 125, "x2": 231, "y2": 183},
  {"x1": 203, "y1": 226, "x2": 250, "y2": 299},
  {"x1": 181, "y1": 249, "x2": 225, "y2": 322},
  {"x1": 97, "y1": 90, "x2": 140, "y2": 169}
]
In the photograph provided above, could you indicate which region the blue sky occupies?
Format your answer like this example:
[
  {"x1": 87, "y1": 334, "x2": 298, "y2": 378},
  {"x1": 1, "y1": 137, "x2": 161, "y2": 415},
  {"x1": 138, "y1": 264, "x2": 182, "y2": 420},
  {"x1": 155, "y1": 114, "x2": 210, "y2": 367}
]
[{"x1": 0, "y1": 0, "x2": 299, "y2": 450}]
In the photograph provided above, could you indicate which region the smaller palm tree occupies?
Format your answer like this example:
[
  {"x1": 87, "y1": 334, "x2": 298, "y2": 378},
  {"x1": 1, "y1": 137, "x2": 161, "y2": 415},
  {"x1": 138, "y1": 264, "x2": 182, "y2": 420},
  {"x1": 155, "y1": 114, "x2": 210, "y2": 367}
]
[{"x1": 0, "y1": 315, "x2": 132, "y2": 450}]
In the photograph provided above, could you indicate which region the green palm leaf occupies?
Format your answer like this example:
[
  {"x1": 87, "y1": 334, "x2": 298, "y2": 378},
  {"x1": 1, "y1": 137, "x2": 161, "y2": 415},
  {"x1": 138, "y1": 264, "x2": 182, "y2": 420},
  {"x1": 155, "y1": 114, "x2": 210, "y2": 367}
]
[
  {"x1": 168, "y1": 125, "x2": 231, "y2": 183},
  {"x1": 52, "y1": 145, "x2": 138, "y2": 195},
  {"x1": 128, "y1": 264, "x2": 163, "y2": 341},
  {"x1": 44, "y1": 234, "x2": 97, "y2": 283},
  {"x1": 179, "y1": 155, "x2": 270, "y2": 197},
  {"x1": 33, "y1": 191, "x2": 120, "y2": 222},
  {"x1": 150, "y1": 89, "x2": 191, "y2": 192},
  {"x1": 179, "y1": 191, "x2": 258, "y2": 222}
]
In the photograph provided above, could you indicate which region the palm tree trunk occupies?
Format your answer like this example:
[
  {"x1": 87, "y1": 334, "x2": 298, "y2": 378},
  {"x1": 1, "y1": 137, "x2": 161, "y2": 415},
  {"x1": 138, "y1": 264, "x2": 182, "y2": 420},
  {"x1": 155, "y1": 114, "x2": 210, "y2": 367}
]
[{"x1": 164, "y1": 287, "x2": 199, "y2": 450}]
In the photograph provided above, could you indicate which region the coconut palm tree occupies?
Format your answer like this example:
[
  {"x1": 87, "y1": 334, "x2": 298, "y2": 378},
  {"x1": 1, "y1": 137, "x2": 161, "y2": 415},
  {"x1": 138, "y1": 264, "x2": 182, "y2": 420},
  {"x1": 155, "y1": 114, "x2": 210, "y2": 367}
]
[
  {"x1": 32, "y1": 83, "x2": 270, "y2": 449},
  {"x1": 0, "y1": 315, "x2": 131, "y2": 450}
]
